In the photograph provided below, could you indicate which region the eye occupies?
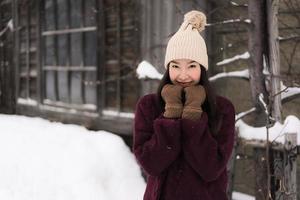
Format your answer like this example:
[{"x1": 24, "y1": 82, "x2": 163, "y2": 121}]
[
  {"x1": 189, "y1": 64, "x2": 197, "y2": 68},
  {"x1": 171, "y1": 65, "x2": 179, "y2": 68}
]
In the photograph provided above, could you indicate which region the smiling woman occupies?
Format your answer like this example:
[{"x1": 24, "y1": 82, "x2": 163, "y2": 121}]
[{"x1": 133, "y1": 10, "x2": 236, "y2": 200}]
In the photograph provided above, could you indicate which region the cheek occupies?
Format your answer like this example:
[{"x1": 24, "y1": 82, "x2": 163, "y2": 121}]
[
  {"x1": 191, "y1": 69, "x2": 201, "y2": 81},
  {"x1": 169, "y1": 69, "x2": 177, "y2": 82}
]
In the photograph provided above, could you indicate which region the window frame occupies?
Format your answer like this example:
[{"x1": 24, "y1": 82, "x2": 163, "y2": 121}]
[{"x1": 40, "y1": 0, "x2": 98, "y2": 112}]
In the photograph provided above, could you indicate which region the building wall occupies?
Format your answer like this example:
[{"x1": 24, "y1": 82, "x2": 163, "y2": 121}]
[{"x1": 1, "y1": 0, "x2": 142, "y2": 135}]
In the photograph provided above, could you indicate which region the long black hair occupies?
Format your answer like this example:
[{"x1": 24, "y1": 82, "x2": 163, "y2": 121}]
[{"x1": 156, "y1": 65, "x2": 222, "y2": 136}]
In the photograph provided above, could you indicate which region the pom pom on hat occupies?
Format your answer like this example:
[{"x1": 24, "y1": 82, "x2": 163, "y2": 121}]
[
  {"x1": 183, "y1": 10, "x2": 207, "y2": 32},
  {"x1": 164, "y1": 10, "x2": 209, "y2": 70}
]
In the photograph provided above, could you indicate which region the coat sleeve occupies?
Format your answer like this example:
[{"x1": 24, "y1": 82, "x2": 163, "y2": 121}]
[
  {"x1": 181, "y1": 100, "x2": 235, "y2": 182},
  {"x1": 133, "y1": 96, "x2": 182, "y2": 177}
]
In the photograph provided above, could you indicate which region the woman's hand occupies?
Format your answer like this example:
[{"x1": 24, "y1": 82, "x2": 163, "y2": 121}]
[
  {"x1": 182, "y1": 85, "x2": 206, "y2": 121},
  {"x1": 161, "y1": 84, "x2": 183, "y2": 118}
]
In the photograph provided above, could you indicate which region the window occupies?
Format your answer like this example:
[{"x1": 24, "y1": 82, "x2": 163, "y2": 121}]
[
  {"x1": 15, "y1": 0, "x2": 140, "y2": 114},
  {"x1": 102, "y1": 0, "x2": 140, "y2": 113},
  {"x1": 0, "y1": 0, "x2": 14, "y2": 113},
  {"x1": 16, "y1": 0, "x2": 38, "y2": 100},
  {"x1": 42, "y1": 0, "x2": 97, "y2": 111}
]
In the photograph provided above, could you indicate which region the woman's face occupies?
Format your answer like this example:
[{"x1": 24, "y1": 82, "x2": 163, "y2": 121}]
[{"x1": 169, "y1": 59, "x2": 201, "y2": 87}]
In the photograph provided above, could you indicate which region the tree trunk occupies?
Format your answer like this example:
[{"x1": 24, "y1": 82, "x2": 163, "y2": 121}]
[
  {"x1": 266, "y1": 0, "x2": 282, "y2": 123},
  {"x1": 248, "y1": 0, "x2": 269, "y2": 109}
]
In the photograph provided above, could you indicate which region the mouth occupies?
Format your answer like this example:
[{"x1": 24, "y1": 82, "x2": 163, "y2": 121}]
[{"x1": 177, "y1": 81, "x2": 193, "y2": 87}]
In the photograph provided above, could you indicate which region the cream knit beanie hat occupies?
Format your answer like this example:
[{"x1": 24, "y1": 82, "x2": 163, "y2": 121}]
[{"x1": 164, "y1": 10, "x2": 208, "y2": 70}]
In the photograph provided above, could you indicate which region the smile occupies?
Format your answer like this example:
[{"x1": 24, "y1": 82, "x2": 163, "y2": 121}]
[{"x1": 177, "y1": 81, "x2": 193, "y2": 86}]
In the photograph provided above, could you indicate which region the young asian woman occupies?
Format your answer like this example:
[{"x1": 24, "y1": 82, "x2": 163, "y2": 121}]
[{"x1": 133, "y1": 10, "x2": 236, "y2": 200}]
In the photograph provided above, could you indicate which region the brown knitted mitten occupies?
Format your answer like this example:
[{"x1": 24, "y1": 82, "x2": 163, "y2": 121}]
[
  {"x1": 161, "y1": 84, "x2": 183, "y2": 118},
  {"x1": 182, "y1": 85, "x2": 206, "y2": 121}
]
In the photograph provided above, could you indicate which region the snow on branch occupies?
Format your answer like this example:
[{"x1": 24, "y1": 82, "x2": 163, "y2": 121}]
[
  {"x1": 207, "y1": 19, "x2": 251, "y2": 27},
  {"x1": 0, "y1": 27, "x2": 9, "y2": 37},
  {"x1": 209, "y1": 69, "x2": 249, "y2": 82},
  {"x1": 0, "y1": 19, "x2": 13, "y2": 37},
  {"x1": 278, "y1": 35, "x2": 300, "y2": 42},
  {"x1": 216, "y1": 52, "x2": 250, "y2": 66},
  {"x1": 136, "y1": 60, "x2": 163, "y2": 80},
  {"x1": 258, "y1": 93, "x2": 269, "y2": 116},
  {"x1": 235, "y1": 107, "x2": 256, "y2": 122},
  {"x1": 230, "y1": 1, "x2": 248, "y2": 7},
  {"x1": 280, "y1": 82, "x2": 300, "y2": 100}
]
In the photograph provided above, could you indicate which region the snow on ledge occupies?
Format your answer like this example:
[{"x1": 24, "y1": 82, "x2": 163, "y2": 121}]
[
  {"x1": 136, "y1": 60, "x2": 163, "y2": 80},
  {"x1": 102, "y1": 110, "x2": 134, "y2": 118},
  {"x1": 17, "y1": 98, "x2": 38, "y2": 106},
  {"x1": 236, "y1": 115, "x2": 300, "y2": 145}
]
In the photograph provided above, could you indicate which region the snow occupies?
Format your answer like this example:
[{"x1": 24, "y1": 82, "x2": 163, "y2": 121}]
[
  {"x1": 235, "y1": 107, "x2": 256, "y2": 121},
  {"x1": 244, "y1": 19, "x2": 251, "y2": 24},
  {"x1": 230, "y1": 1, "x2": 239, "y2": 6},
  {"x1": 236, "y1": 115, "x2": 300, "y2": 145},
  {"x1": 136, "y1": 60, "x2": 163, "y2": 80},
  {"x1": 207, "y1": 19, "x2": 251, "y2": 26},
  {"x1": 44, "y1": 99, "x2": 97, "y2": 111},
  {"x1": 217, "y1": 52, "x2": 250, "y2": 66},
  {"x1": 0, "y1": 113, "x2": 293, "y2": 200},
  {"x1": 102, "y1": 110, "x2": 134, "y2": 118},
  {"x1": 280, "y1": 82, "x2": 300, "y2": 100},
  {"x1": 258, "y1": 93, "x2": 269, "y2": 115},
  {"x1": 0, "y1": 19, "x2": 13, "y2": 37},
  {"x1": 263, "y1": 54, "x2": 269, "y2": 75},
  {"x1": 17, "y1": 98, "x2": 99, "y2": 118},
  {"x1": 232, "y1": 192, "x2": 255, "y2": 200},
  {"x1": 40, "y1": 104, "x2": 99, "y2": 118},
  {"x1": 230, "y1": 1, "x2": 248, "y2": 7},
  {"x1": 209, "y1": 69, "x2": 249, "y2": 81},
  {"x1": 278, "y1": 35, "x2": 299, "y2": 41},
  {"x1": 7, "y1": 19, "x2": 13, "y2": 30},
  {"x1": 17, "y1": 98, "x2": 38, "y2": 106},
  {"x1": 0, "y1": 114, "x2": 145, "y2": 200}
]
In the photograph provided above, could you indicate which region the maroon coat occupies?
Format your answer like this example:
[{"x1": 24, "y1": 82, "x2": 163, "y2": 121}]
[{"x1": 133, "y1": 93, "x2": 235, "y2": 200}]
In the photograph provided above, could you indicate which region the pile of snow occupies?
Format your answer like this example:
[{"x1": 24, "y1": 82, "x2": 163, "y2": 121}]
[
  {"x1": 136, "y1": 60, "x2": 163, "y2": 80},
  {"x1": 236, "y1": 115, "x2": 300, "y2": 144},
  {"x1": 0, "y1": 114, "x2": 145, "y2": 200}
]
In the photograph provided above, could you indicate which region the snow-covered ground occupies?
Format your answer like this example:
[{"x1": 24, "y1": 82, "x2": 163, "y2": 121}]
[
  {"x1": 0, "y1": 114, "x2": 145, "y2": 200},
  {"x1": 3, "y1": 113, "x2": 299, "y2": 200}
]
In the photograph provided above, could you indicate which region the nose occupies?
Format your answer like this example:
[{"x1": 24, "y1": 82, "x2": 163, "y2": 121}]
[{"x1": 178, "y1": 70, "x2": 189, "y2": 81}]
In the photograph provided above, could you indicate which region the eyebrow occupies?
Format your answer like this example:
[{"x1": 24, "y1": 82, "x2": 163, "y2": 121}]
[{"x1": 170, "y1": 60, "x2": 197, "y2": 64}]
